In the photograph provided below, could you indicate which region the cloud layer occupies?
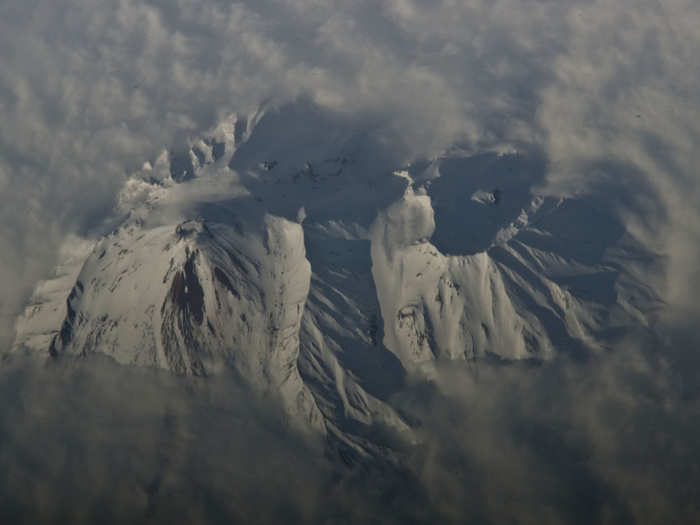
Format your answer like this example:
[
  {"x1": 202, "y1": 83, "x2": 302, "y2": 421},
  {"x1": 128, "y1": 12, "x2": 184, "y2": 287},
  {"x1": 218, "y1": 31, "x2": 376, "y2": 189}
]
[{"x1": 3, "y1": 326, "x2": 700, "y2": 524}]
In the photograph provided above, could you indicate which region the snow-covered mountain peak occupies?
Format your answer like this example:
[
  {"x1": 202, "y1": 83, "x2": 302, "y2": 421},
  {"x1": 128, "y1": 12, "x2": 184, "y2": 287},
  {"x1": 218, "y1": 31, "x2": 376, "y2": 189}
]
[{"x1": 12, "y1": 101, "x2": 663, "y2": 450}]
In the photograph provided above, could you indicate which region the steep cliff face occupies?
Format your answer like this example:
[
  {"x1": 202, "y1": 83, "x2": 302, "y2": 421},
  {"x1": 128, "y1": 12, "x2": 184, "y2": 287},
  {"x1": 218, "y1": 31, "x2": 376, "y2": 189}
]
[{"x1": 370, "y1": 178, "x2": 558, "y2": 370}]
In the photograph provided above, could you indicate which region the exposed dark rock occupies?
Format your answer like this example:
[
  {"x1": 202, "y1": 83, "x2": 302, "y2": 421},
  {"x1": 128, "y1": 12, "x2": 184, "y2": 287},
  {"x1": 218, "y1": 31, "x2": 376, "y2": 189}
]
[
  {"x1": 233, "y1": 117, "x2": 248, "y2": 145},
  {"x1": 493, "y1": 188, "x2": 502, "y2": 205},
  {"x1": 169, "y1": 150, "x2": 195, "y2": 182},
  {"x1": 192, "y1": 146, "x2": 206, "y2": 166},
  {"x1": 209, "y1": 139, "x2": 226, "y2": 161},
  {"x1": 160, "y1": 252, "x2": 208, "y2": 376},
  {"x1": 167, "y1": 253, "x2": 204, "y2": 325}
]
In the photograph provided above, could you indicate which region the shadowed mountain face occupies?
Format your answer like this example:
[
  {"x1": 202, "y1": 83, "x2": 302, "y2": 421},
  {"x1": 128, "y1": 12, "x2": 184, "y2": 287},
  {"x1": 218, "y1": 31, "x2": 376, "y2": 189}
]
[
  {"x1": 427, "y1": 152, "x2": 550, "y2": 256},
  {"x1": 12, "y1": 101, "x2": 663, "y2": 463}
]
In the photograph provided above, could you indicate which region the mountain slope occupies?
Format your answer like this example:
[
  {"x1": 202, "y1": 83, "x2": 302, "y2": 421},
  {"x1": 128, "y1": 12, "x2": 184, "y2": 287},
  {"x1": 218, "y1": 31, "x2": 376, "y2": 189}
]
[{"x1": 11, "y1": 102, "x2": 662, "y2": 453}]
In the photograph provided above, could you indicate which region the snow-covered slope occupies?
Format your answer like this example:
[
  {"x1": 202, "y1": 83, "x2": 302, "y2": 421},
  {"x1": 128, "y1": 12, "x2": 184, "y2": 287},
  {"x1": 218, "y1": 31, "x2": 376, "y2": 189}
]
[{"x1": 11, "y1": 101, "x2": 661, "y2": 452}]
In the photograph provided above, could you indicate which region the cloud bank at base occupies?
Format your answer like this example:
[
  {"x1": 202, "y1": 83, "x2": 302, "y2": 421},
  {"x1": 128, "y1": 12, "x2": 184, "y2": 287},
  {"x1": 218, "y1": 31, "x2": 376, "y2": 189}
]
[{"x1": 3, "y1": 323, "x2": 700, "y2": 524}]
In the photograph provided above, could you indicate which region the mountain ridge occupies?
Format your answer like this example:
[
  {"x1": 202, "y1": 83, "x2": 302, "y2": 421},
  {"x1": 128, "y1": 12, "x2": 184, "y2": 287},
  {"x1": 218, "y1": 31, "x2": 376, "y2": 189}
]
[{"x1": 11, "y1": 101, "x2": 662, "y2": 456}]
